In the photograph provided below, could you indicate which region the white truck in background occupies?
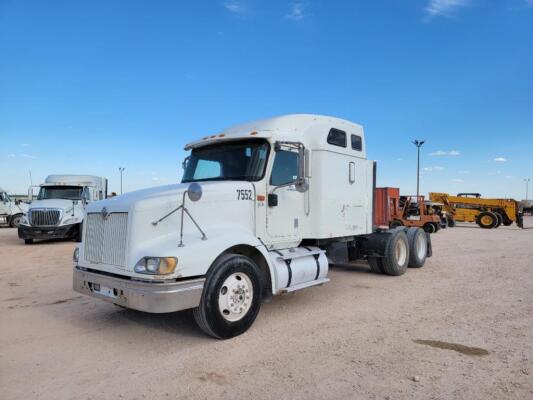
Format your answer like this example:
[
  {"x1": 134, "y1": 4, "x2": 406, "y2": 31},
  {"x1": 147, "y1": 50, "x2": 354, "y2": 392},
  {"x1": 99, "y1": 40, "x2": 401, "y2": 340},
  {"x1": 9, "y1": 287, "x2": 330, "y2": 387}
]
[
  {"x1": 74, "y1": 114, "x2": 432, "y2": 339},
  {"x1": 19, "y1": 175, "x2": 107, "y2": 244},
  {"x1": 0, "y1": 188, "x2": 29, "y2": 228}
]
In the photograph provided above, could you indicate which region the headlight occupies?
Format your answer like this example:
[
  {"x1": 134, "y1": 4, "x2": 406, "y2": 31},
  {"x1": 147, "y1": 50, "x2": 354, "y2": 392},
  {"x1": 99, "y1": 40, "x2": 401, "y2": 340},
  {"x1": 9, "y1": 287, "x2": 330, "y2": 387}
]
[
  {"x1": 134, "y1": 257, "x2": 178, "y2": 275},
  {"x1": 73, "y1": 247, "x2": 80, "y2": 262},
  {"x1": 63, "y1": 217, "x2": 81, "y2": 225},
  {"x1": 20, "y1": 215, "x2": 29, "y2": 225}
]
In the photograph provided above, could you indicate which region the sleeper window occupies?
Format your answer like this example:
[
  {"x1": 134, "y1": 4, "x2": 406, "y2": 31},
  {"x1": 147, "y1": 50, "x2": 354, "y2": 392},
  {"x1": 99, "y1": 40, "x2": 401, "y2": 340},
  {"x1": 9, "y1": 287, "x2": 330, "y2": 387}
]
[
  {"x1": 351, "y1": 135, "x2": 362, "y2": 151},
  {"x1": 327, "y1": 128, "x2": 347, "y2": 148}
]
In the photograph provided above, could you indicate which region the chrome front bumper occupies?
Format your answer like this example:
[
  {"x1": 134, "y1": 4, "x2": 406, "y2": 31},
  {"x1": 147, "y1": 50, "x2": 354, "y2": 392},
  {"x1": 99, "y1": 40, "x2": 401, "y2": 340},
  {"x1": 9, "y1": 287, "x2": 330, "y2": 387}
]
[{"x1": 73, "y1": 267, "x2": 204, "y2": 313}]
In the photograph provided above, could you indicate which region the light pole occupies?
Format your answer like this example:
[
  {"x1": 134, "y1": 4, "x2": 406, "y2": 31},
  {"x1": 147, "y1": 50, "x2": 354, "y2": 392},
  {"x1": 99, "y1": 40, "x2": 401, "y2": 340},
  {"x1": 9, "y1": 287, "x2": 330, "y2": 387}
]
[
  {"x1": 119, "y1": 167, "x2": 125, "y2": 195},
  {"x1": 525, "y1": 178, "x2": 531, "y2": 201},
  {"x1": 412, "y1": 140, "x2": 425, "y2": 199}
]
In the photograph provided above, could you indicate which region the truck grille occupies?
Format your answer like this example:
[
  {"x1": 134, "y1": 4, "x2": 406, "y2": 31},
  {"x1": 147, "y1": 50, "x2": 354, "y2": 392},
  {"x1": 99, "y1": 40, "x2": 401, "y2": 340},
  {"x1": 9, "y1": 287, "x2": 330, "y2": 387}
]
[
  {"x1": 84, "y1": 212, "x2": 128, "y2": 267},
  {"x1": 29, "y1": 209, "x2": 61, "y2": 226}
]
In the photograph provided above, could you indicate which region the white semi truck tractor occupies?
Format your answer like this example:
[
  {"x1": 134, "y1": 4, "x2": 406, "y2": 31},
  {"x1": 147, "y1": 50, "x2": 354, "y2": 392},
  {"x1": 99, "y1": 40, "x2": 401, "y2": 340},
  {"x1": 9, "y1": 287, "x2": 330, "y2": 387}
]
[
  {"x1": 19, "y1": 175, "x2": 107, "y2": 244},
  {"x1": 73, "y1": 115, "x2": 431, "y2": 339},
  {"x1": 0, "y1": 188, "x2": 29, "y2": 228}
]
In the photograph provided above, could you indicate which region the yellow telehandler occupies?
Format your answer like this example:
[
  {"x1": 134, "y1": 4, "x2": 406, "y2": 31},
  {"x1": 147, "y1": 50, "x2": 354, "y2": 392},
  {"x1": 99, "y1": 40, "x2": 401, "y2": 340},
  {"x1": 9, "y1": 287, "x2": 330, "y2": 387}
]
[{"x1": 428, "y1": 192, "x2": 523, "y2": 229}]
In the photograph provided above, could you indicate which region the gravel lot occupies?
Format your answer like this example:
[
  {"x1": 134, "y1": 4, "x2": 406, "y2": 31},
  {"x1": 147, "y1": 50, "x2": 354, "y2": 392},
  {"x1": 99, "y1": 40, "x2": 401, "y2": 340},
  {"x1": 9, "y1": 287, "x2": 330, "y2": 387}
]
[{"x1": 1, "y1": 221, "x2": 532, "y2": 400}]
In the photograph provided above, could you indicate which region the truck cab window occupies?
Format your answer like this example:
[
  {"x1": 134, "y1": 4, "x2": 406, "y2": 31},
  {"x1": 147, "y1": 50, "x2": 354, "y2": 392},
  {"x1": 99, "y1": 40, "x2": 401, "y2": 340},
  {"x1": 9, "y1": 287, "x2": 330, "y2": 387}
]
[
  {"x1": 327, "y1": 128, "x2": 347, "y2": 147},
  {"x1": 193, "y1": 159, "x2": 222, "y2": 180},
  {"x1": 182, "y1": 139, "x2": 269, "y2": 183},
  {"x1": 270, "y1": 150, "x2": 299, "y2": 186},
  {"x1": 351, "y1": 134, "x2": 362, "y2": 151},
  {"x1": 37, "y1": 186, "x2": 83, "y2": 200}
]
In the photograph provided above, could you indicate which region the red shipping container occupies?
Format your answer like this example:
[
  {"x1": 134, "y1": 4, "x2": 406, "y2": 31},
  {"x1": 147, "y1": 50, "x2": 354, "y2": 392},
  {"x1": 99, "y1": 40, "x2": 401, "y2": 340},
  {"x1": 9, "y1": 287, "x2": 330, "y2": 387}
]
[{"x1": 374, "y1": 187, "x2": 400, "y2": 227}]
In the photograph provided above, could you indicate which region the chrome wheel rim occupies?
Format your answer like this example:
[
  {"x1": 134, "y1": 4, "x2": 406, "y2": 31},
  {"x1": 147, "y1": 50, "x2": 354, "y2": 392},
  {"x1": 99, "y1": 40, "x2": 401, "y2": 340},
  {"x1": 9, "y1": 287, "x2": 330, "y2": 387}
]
[{"x1": 218, "y1": 273, "x2": 253, "y2": 322}]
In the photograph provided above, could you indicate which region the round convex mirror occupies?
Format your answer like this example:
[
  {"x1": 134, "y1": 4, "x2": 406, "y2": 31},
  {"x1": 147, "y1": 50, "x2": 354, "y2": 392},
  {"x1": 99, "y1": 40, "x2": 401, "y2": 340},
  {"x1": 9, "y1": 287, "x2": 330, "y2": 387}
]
[{"x1": 187, "y1": 182, "x2": 203, "y2": 202}]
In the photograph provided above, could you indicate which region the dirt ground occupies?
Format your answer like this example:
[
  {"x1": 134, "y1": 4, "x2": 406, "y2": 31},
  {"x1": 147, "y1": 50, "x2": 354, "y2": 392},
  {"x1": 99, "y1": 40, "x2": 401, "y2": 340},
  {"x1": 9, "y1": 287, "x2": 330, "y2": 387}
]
[{"x1": 1, "y1": 221, "x2": 532, "y2": 400}]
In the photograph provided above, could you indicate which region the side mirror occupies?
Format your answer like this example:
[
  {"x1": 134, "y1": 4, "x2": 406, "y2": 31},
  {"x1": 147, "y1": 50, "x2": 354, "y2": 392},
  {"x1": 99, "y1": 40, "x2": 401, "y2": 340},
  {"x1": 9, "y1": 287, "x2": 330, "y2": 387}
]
[
  {"x1": 28, "y1": 187, "x2": 33, "y2": 201},
  {"x1": 182, "y1": 156, "x2": 191, "y2": 171},
  {"x1": 295, "y1": 177, "x2": 309, "y2": 193},
  {"x1": 296, "y1": 146, "x2": 309, "y2": 193},
  {"x1": 187, "y1": 182, "x2": 202, "y2": 202}
]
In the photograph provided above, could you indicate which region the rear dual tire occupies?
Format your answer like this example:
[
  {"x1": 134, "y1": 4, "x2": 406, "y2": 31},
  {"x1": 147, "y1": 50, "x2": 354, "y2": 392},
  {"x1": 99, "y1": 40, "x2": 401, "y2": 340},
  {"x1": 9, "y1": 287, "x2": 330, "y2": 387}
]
[
  {"x1": 368, "y1": 228, "x2": 428, "y2": 275},
  {"x1": 406, "y1": 227, "x2": 427, "y2": 268},
  {"x1": 368, "y1": 230, "x2": 410, "y2": 276}
]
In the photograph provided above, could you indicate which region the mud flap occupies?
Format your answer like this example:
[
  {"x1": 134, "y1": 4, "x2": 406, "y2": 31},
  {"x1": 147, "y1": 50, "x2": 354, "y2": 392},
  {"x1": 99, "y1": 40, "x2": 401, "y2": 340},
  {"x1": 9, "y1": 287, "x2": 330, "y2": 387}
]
[{"x1": 426, "y1": 232, "x2": 433, "y2": 258}]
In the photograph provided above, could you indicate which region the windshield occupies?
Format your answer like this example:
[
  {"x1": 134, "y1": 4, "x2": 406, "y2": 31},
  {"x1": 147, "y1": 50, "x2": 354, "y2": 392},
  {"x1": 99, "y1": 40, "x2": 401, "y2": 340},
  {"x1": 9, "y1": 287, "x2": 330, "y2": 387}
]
[
  {"x1": 38, "y1": 186, "x2": 83, "y2": 200},
  {"x1": 182, "y1": 139, "x2": 270, "y2": 183}
]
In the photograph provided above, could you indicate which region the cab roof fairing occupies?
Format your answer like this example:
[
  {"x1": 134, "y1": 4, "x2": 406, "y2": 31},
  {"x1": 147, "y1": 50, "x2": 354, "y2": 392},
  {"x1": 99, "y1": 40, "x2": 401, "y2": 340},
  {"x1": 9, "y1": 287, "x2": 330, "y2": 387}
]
[{"x1": 183, "y1": 114, "x2": 366, "y2": 158}]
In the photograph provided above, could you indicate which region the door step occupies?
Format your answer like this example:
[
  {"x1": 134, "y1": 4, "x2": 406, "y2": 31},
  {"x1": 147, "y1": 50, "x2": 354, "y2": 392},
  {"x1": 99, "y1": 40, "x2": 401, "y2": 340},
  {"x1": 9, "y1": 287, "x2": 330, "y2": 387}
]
[{"x1": 281, "y1": 278, "x2": 330, "y2": 293}]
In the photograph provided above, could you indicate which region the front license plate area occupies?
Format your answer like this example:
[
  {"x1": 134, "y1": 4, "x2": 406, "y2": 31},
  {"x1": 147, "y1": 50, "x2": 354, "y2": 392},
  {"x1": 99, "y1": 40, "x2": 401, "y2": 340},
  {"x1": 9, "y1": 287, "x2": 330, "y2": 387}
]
[{"x1": 92, "y1": 283, "x2": 117, "y2": 298}]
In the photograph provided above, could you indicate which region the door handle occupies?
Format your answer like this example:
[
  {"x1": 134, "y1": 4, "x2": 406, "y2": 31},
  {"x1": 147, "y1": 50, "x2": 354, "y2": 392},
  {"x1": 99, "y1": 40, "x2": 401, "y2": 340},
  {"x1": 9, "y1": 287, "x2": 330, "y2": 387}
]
[{"x1": 349, "y1": 162, "x2": 355, "y2": 184}]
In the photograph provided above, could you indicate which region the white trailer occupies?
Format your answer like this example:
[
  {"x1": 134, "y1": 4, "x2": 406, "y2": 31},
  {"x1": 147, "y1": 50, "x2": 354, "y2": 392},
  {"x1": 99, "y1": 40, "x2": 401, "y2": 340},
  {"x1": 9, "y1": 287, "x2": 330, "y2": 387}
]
[
  {"x1": 0, "y1": 188, "x2": 28, "y2": 228},
  {"x1": 19, "y1": 175, "x2": 107, "y2": 244},
  {"x1": 73, "y1": 115, "x2": 431, "y2": 338}
]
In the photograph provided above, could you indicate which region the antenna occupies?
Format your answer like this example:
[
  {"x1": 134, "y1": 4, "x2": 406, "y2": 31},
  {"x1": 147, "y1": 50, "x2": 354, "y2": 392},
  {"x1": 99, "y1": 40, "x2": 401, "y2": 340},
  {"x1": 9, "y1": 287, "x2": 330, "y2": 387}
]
[{"x1": 29, "y1": 170, "x2": 33, "y2": 186}]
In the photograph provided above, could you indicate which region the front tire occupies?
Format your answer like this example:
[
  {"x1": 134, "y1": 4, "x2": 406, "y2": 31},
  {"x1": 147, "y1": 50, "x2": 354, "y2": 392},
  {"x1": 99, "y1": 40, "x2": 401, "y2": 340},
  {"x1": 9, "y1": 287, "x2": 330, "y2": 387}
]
[
  {"x1": 24, "y1": 239, "x2": 33, "y2": 245},
  {"x1": 193, "y1": 254, "x2": 262, "y2": 339},
  {"x1": 423, "y1": 223, "x2": 436, "y2": 233},
  {"x1": 10, "y1": 214, "x2": 22, "y2": 228},
  {"x1": 477, "y1": 211, "x2": 498, "y2": 229}
]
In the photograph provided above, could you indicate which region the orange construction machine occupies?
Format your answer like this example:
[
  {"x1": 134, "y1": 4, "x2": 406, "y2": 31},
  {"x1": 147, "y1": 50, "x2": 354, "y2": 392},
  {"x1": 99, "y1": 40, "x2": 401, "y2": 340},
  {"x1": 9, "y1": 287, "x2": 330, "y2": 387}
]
[{"x1": 374, "y1": 187, "x2": 443, "y2": 233}]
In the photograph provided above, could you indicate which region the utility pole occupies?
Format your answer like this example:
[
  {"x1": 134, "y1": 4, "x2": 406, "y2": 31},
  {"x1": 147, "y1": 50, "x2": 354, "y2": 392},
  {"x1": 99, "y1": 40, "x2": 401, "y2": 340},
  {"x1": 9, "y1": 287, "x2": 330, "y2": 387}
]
[
  {"x1": 119, "y1": 167, "x2": 125, "y2": 195},
  {"x1": 525, "y1": 178, "x2": 531, "y2": 201},
  {"x1": 412, "y1": 140, "x2": 425, "y2": 200}
]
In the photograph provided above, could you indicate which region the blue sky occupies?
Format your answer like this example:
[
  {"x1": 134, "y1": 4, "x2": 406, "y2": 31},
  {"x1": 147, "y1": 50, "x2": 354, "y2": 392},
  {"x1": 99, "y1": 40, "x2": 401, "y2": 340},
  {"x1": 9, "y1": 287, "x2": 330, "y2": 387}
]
[{"x1": 1, "y1": 0, "x2": 532, "y2": 199}]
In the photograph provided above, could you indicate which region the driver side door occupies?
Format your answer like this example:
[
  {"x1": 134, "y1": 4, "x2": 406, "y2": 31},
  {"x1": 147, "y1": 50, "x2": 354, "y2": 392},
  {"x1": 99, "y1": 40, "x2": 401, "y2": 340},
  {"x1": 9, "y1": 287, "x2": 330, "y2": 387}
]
[{"x1": 266, "y1": 149, "x2": 304, "y2": 245}]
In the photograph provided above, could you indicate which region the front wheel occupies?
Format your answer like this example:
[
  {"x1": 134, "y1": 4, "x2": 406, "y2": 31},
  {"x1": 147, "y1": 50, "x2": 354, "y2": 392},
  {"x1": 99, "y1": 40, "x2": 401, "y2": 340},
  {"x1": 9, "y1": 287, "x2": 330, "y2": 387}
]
[
  {"x1": 24, "y1": 239, "x2": 33, "y2": 245},
  {"x1": 423, "y1": 223, "x2": 436, "y2": 233},
  {"x1": 477, "y1": 211, "x2": 498, "y2": 229},
  {"x1": 193, "y1": 254, "x2": 262, "y2": 339},
  {"x1": 10, "y1": 214, "x2": 22, "y2": 228}
]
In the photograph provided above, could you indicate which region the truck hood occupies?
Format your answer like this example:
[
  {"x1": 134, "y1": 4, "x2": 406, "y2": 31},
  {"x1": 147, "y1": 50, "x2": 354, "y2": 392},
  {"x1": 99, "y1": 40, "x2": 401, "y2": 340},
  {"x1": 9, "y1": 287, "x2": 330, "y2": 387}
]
[
  {"x1": 28, "y1": 198, "x2": 81, "y2": 212},
  {"x1": 86, "y1": 181, "x2": 255, "y2": 214},
  {"x1": 82, "y1": 181, "x2": 259, "y2": 275}
]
